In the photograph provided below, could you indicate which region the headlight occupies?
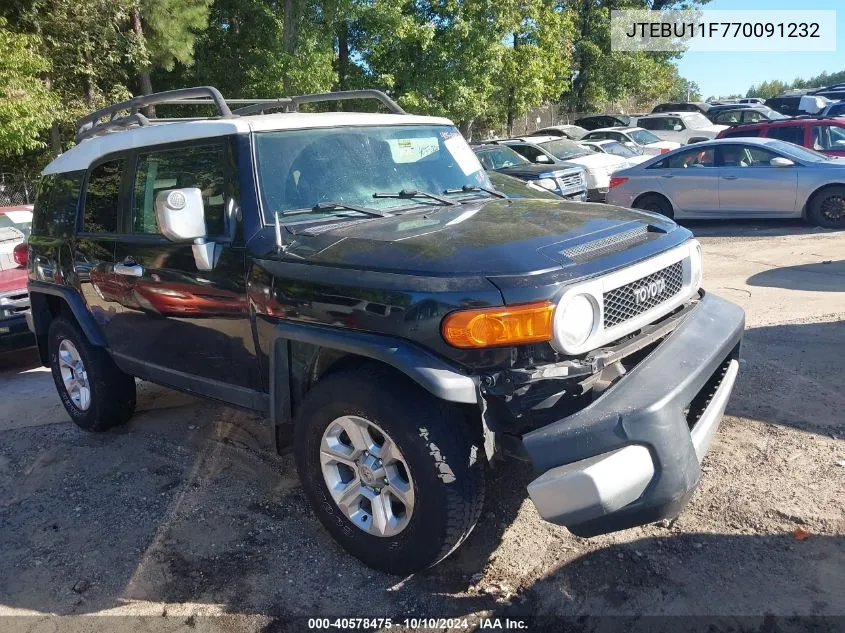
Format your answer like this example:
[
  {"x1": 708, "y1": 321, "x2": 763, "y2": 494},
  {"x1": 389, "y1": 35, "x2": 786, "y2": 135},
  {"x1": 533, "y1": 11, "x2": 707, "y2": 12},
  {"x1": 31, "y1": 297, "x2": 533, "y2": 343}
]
[
  {"x1": 553, "y1": 293, "x2": 598, "y2": 350},
  {"x1": 535, "y1": 178, "x2": 558, "y2": 191},
  {"x1": 690, "y1": 239, "x2": 703, "y2": 290}
]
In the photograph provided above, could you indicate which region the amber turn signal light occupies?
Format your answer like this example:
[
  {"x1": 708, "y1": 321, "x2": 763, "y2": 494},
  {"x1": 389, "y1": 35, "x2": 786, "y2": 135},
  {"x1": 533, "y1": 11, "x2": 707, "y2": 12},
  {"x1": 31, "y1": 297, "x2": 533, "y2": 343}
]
[{"x1": 441, "y1": 301, "x2": 556, "y2": 349}]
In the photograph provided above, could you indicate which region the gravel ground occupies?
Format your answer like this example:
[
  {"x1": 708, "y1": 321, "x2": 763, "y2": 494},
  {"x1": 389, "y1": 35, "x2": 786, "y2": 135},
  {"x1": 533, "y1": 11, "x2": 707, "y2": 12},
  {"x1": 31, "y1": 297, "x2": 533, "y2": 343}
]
[{"x1": 1, "y1": 220, "x2": 843, "y2": 632}]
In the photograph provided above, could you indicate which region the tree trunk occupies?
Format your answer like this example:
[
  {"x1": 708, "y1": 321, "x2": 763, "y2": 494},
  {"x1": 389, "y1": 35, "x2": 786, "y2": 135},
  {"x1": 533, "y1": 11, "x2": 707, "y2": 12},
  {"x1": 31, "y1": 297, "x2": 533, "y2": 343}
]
[
  {"x1": 132, "y1": 7, "x2": 156, "y2": 117},
  {"x1": 506, "y1": 87, "x2": 515, "y2": 137},
  {"x1": 282, "y1": 0, "x2": 298, "y2": 93},
  {"x1": 337, "y1": 19, "x2": 349, "y2": 92}
]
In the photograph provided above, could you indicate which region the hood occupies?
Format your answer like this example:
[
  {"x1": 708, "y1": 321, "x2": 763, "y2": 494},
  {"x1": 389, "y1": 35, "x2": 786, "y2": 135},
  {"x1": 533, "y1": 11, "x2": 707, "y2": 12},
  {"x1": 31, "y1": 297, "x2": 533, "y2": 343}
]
[
  {"x1": 494, "y1": 164, "x2": 582, "y2": 179},
  {"x1": 565, "y1": 152, "x2": 628, "y2": 171},
  {"x1": 0, "y1": 267, "x2": 27, "y2": 294},
  {"x1": 624, "y1": 154, "x2": 653, "y2": 166},
  {"x1": 269, "y1": 199, "x2": 678, "y2": 277}
]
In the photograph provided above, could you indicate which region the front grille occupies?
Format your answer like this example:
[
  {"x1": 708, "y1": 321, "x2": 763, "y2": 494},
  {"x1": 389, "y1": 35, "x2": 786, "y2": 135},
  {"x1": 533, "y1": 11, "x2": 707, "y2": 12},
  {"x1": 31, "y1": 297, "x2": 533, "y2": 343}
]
[
  {"x1": 561, "y1": 226, "x2": 648, "y2": 263},
  {"x1": 603, "y1": 261, "x2": 683, "y2": 328},
  {"x1": 0, "y1": 290, "x2": 29, "y2": 317},
  {"x1": 557, "y1": 172, "x2": 583, "y2": 189}
]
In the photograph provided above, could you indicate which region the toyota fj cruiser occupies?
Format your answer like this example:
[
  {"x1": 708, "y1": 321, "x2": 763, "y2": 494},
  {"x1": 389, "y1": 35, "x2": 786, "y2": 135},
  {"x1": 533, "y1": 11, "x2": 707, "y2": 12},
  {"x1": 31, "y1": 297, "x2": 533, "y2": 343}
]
[{"x1": 27, "y1": 87, "x2": 744, "y2": 574}]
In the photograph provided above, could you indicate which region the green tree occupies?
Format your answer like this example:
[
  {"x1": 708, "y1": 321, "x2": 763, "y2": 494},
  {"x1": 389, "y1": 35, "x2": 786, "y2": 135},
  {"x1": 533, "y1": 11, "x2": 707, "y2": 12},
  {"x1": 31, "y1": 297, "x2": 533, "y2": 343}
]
[
  {"x1": 0, "y1": 17, "x2": 58, "y2": 154},
  {"x1": 494, "y1": 1, "x2": 574, "y2": 136},
  {"x1": 129, "y1": 0, "x2": 212, "y2": 112}
]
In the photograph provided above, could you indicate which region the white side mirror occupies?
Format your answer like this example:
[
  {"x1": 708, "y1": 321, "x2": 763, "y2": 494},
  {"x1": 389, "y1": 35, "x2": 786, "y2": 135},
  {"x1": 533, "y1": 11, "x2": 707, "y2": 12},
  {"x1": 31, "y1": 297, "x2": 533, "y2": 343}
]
[
  {"x1": 535, "y1": 154, "x2": 552, "y2": 163},
  {"x1": 673, "y1": 124, "x2": 683, "y2": 131},
  {"x1": 770, "y1": 157, "x2": 795, "y2": 167},
  {"x1": 155, "y1": 187, "x2": 219, "y2": 271},
  {"x1": 155, "y1": 188, "x2": 206, "y2": 241}
]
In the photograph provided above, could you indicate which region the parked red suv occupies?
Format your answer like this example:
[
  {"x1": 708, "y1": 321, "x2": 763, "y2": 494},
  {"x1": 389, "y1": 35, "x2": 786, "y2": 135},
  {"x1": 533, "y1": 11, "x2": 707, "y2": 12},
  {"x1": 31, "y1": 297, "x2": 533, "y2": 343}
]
[{"x1": 716, "y1": 116, "x2": 845, "y2": 156}]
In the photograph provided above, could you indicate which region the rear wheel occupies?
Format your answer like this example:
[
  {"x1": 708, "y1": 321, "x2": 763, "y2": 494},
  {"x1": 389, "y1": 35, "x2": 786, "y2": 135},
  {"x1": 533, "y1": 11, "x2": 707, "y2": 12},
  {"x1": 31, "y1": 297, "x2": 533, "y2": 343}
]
[
  {"x1": 634, "y1": 193, "x2": 674, "y2": 219},
  {"x1": 48, "y1": 317, "x2": 136, "y2": 431},
  {"x1": 293, "y1": 365, "x2": 485, "y2": 574},
  {"x1": 808, "y1": 186, "x2": 845, "y2": 228}
]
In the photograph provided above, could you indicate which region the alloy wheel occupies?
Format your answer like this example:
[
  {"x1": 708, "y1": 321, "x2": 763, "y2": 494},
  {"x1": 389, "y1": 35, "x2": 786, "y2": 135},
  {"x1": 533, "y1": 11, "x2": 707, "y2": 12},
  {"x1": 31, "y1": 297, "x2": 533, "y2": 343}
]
[
  {"x1": 820, "y1": 195, "x2": 845, "y2": 222},
  {"x1": 319, "y1": 415, "x2": 414, "y2": 537},
  {"x1": 58, "y1": 339, "x2": 91, "y2": 411}
]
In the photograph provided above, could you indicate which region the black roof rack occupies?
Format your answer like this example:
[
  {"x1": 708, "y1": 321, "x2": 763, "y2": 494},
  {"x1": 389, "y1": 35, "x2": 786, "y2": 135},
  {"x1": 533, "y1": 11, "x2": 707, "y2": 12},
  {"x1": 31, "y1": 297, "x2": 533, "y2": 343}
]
[
  {"x1": 232, "y1": 89, "x2": 406, "y2": 116},
  {"x1": 75, "y1": 87, "x2": 407, "y2": 142},
  {"x1": 76, "y1": 86, "x2": 232, "y2": 142}
]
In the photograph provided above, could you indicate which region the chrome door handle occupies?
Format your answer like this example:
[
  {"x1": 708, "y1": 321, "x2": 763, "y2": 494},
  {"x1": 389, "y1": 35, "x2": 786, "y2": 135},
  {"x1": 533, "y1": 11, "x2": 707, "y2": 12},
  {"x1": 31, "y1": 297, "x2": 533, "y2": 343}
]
[
  {"x1": 661, "y1": 174, "x2": 674, "y2": 179},
  {"x1": 114, "y1": 263, "x2": 144, "y2": 277},
  {"x1": 722, "y1": 175, "x2": 739, "y2": 180}
]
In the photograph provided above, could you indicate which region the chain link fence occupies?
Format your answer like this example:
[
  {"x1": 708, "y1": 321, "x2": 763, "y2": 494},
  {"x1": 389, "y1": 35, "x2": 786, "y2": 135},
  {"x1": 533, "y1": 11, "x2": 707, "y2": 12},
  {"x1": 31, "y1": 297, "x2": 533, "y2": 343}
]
[{"x1": 0, "y1": 173, "x2": 37, "y2": 207}]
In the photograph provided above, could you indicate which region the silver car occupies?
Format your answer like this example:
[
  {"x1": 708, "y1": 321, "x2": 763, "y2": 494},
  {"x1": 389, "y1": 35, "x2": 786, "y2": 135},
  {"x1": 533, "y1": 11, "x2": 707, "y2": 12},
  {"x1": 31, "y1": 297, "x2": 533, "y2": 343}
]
[{"x1": 606, "y1": 137, "x2": 845, "y2": 228}]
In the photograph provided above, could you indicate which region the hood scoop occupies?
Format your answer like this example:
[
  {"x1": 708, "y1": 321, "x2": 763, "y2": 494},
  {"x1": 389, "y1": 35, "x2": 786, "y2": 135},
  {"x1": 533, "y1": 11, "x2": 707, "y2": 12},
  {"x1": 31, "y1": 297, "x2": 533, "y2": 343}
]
[{"x1": 543, "y1": 222, "x2": 666, "y2": 265}]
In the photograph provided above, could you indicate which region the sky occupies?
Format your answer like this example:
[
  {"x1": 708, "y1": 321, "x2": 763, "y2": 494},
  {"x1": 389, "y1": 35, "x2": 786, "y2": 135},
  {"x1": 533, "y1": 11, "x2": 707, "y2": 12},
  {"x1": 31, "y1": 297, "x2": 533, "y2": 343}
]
[{"x1": 675, "y1": 0, "x2": 845, "y2": 99}]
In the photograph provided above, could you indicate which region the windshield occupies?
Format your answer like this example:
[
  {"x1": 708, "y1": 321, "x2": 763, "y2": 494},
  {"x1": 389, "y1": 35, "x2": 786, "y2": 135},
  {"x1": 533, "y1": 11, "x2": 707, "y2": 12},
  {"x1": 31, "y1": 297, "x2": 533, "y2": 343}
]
[
  {"x1": 538, "y1": 138, "x2": 591, "y2": 160},
  {"x1": 474, "y1": 145, "x2": 529, "y2": 170},
  {"x1": 629, "y1": 129, "x2": 661, "y2": 145},
  {"x1": 0, "y1": 209, "x2": 33, "y2": 239},
  {"x1": 767, "y1": 139, "x2": 832, "y2": 162},
  {"x1": 594, "y1": 141, "x2": 637, "y2": 157},
  {"x1": 254, "y1": 125, "x2": 489, "y2": 221}
]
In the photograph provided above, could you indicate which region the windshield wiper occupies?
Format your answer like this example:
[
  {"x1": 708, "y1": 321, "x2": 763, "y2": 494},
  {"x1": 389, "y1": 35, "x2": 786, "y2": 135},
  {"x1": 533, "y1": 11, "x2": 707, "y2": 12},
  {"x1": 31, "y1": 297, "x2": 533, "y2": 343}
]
[
  {"x1": 443, "y1": 184, "x2": 507, "y2": 199},
  {"x1": 283, "y1": 201, "x2": 392, "y2": 218},
  {"x1": 372, "y1": 189, "x2": 459, "y2": 206}
]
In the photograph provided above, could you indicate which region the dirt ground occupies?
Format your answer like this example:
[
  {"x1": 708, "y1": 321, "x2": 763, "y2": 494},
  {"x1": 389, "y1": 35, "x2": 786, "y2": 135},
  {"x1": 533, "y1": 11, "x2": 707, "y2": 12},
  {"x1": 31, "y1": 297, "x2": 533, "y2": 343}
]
[{"x1": 1, "y1": 220, "x2": 844, "y2": 632}]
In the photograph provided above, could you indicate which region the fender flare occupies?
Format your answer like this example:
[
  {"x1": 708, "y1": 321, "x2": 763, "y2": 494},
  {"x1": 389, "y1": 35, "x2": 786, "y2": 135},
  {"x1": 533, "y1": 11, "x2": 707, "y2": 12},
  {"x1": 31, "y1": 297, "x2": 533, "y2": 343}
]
[
  {"x1": 27, "y1": 281, "x2": 107, "y2": 346},
  {"x1": 268, "y1": 320, "x2": 478, "y2": 426}
]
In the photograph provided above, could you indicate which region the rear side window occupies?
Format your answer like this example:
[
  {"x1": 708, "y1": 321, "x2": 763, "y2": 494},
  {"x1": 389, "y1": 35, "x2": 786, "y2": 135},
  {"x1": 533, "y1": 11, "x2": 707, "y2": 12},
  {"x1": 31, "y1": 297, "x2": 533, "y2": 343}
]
[
  {"x1": 132, "y1": 144, "x2": 227, "y2": 235},
  {"x1": 721, "y1": 128, "x2": 761, "y2": 139},
  {"x1": 766, "y1": 125, "x2": 805, "y2": 146},
  {"x1": 83, "y1": 159, "x2": 124, "y2": 233},
  {"x1": 31, "y1": 171, "x2": 84, "y2": 237}
]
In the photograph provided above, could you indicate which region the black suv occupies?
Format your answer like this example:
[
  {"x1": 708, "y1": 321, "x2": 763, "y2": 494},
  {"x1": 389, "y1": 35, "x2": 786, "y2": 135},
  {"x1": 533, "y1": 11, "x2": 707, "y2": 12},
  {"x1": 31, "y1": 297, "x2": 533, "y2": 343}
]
[{"x1": 27, "y1": 87, "x2": 745, "y2": 574}]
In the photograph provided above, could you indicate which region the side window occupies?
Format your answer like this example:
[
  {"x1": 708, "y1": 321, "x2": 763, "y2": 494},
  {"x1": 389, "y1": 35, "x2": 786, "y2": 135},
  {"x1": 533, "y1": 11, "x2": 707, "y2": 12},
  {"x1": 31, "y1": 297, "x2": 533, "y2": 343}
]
[
  {"x1": 742, "y1": 111, "x2": 765, "y2": 123},
  {"x1": 83, "y1": 159, "x2": 124, "y2": 233},
  {"x1": 714, "y1": 111, "x2": 742, "y2": 124},
  {"x1": 511, "y1": 144, "x2": 541, "y2": 162},
  {"x1": 812, "y1": 125, "x2": 845, "y2": 150},
  {"x1": 609, "y1": 132, "x2": 626, "y2": 142},
  {"x1": 767, "y1": 125, "x2": 805, "y2": 146},
  {"x1": 721, "y1": 128, "x2": 761, "y2": 139},
  {"x1": 132, "y1": 144, "x2": 227, "y2": 236},
  {"x1": 33, "y1": 172, "x2": 84, "y2": 237},
  {"x1": 663, "y1": 147, "x2": 716, "y2": 168},
  {"x1": 743, "y1": 146, "x2": 782, "y2": 166}
]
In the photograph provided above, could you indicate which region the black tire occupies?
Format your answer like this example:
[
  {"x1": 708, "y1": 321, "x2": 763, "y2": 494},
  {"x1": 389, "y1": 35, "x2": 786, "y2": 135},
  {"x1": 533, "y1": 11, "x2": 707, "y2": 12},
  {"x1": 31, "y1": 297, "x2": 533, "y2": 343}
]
[
  {"x1": 48, "y1": 316, "x2": 136, "y2": 431},
  {"x1": 634, "y1": 193, "x2": 674, "y2": 219},
  {"x1": 808, "y1": 186, "x2": 845, "y2": 229},
  {"x1": 293, "y1": 364, "x2": 485, "y2": 574}
]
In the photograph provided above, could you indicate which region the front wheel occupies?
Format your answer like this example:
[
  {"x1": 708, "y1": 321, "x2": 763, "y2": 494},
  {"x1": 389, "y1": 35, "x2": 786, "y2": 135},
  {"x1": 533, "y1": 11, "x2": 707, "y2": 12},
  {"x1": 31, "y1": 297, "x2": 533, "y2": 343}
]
[
  {"x1": 808, "y1": 186, "x2": 845, "y2": 229},
  {"x1": 293, "y1": 365, "x2": 485, "y2": 574}
]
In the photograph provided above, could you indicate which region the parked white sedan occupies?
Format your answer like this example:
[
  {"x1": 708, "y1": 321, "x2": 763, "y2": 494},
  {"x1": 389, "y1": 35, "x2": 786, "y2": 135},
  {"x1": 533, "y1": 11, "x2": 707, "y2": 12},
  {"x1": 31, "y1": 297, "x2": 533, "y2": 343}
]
[
  {"x1": 498, "y1": 136, "x2": 630, "y2": 201},
  {"x1": 582, "y1": 126, "x2": 681, "y2": 155},
  {"x1": 606, "y1": 137, "x2": 845, "y2": 228},
  {"x1": 636, "y1": 112, "x2": 728, "y2": 145}
]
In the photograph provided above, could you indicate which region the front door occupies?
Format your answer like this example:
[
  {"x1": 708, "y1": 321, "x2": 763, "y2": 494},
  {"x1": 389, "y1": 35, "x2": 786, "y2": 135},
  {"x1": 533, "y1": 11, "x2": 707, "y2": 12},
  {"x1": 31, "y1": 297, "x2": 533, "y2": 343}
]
[
  {"x1": 716, "y1": 144, "x2": 799, "y2": 216},
  {"x1": 110, "y1": 139, "x2": 262, "y2": 395}
]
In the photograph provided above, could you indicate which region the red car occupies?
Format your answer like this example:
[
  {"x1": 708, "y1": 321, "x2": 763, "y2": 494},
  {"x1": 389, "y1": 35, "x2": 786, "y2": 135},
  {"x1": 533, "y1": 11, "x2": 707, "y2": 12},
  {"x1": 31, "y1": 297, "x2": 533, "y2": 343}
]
[
  {"x1": 0, "y1": 205, "x2": 34, "y2": 351},
  {"x1": 716, "y1": 116, "x2": 845, "y2": 156}
]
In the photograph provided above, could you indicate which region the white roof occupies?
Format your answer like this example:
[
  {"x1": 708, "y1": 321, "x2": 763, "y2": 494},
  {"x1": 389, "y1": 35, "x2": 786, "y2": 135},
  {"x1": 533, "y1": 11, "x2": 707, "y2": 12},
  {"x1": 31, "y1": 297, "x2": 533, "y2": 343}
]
[{"x1": 44, "y1": 111, "x2": 453, "y2": 175}]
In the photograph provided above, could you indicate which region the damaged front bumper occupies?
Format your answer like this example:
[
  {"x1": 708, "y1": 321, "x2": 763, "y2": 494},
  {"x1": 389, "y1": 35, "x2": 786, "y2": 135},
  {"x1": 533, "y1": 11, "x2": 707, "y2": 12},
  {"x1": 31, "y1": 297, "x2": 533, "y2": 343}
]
[{"x1": 485, "y1": 291, "x2": 745, "y2": 537}]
